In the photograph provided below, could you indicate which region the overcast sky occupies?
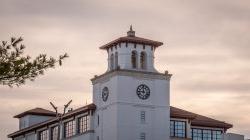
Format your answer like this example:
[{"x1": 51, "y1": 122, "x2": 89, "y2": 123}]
[{"x1": 0, "y1": 0, "x2": 250, "y2": 139}]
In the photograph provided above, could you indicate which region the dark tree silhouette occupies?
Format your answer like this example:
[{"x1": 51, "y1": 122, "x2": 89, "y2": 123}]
[{"x1": 0, "y1": 37, "x2": 68, "y2": 87}]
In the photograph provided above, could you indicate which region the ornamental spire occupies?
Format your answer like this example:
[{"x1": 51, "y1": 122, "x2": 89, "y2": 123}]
[{"x1": 127, "y1": 25, "x2": 135, "y2": 37}]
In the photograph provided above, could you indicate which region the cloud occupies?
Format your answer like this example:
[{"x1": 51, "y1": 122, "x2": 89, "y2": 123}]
[{"x1": 178, "y1": 77, "x2": 250, "y2": 93}]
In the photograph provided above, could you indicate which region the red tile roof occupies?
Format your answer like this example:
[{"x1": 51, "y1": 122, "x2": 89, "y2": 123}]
[
  {"x1": 170, "y1": 106, "x2": 233, "y2": 129},
  {"x1": 14, "y1": 108, "x2": 56, "y2": 118},
  {"x1": 170, "y1": 106, "x2": 197, "y2": 119},
  {"x1": 99, "y1": 36, "x2": 163, "y2": 49},
  {"x1": 191, "y1": 114, "x2": 233, "y2": 129}
]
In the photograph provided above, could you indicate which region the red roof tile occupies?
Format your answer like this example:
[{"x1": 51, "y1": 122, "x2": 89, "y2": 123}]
[
  {"x1": 170, "y1": 106, "x2": 197, "y2": 119},
  {"x1": 191, "y1": 114, "x2": 233, "y2": 129},
  {"x1": 99, "y1": 36, "x2": 163, "y2": 49},
  {"x1": 14, "y1": 108, "x2": 56, "y2": 118},
  {"x1": 170, "y1": 106, "x2": 233, "y2": 129}
]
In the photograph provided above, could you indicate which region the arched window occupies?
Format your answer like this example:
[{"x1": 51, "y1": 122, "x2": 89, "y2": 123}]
[
  {"x1": 140, "y1": 52, "x2": 147, "y2": 69},
  {"x1": 115, "y1": 52, "x2": 118, "y2": 69},
  {"x1": 110, "y1": 53, "x2": 114, "y2": 70},
  {"x1": 131, "y1": 51, "x2": 137, "y2": 69}
]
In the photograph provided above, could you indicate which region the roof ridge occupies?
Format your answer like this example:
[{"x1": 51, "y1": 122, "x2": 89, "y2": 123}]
[{"x1": 14, "y1": 107, "x2": 56, "y2": 118}]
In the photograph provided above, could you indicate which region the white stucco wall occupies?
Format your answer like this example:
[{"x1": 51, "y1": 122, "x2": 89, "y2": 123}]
[
  {"x1": 19, "y1": 115, "x2": 53, "y2": 129},
  {"x1": 223, "y1": 133, "x2": 244, "y2": 140},
  {"x1": 29, "y1": 115, "x2": 53, "y2": 127},
  {"x1": 93, "y1": 72, "x2": 170, "y2": 140},
  {"x1": 19, "y1": 116, "x2": 29, "y2": 129},
  {"x1": 107, "y1": 43, "x2": 156, "y2": 72}
]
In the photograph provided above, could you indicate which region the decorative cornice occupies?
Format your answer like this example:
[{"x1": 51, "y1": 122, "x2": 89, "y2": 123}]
[
  {"x1": 96, "y1": 101, "x2": 169, "y2": 111},
  {"x1": 91, "y1": 69, "x2": 172, "y2": 84}
]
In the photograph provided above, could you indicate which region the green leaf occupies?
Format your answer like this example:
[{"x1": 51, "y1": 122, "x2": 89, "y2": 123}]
[{"x1": 0, "y1": 37, "x2": 68, "y2": 87}]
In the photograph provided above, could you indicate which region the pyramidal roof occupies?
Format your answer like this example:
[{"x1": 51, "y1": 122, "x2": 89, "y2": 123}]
[
  {"x1": 14, "y1": 107, "x2": 56, "y2": 118},
  {"x1": 99, "y1": 26, "x2": 163, "y2": 49}
]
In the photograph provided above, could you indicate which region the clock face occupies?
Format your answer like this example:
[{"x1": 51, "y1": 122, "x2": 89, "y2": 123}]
[
  {"x1": 136, "y1": 84, "x2": 150, "y2": 100},
  {"x1": 102, "y1": 87, "x2": 109, "y2": 102}
]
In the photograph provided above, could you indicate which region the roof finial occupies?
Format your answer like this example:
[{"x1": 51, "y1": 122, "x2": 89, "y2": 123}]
[{"x1": 127, "y1": 25, "x2": 135, "y2": 37}]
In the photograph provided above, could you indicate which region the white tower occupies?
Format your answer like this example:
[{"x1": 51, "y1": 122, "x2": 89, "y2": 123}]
[{"x1": 92, "y1": 26, "x2": 171, "y2": 140}]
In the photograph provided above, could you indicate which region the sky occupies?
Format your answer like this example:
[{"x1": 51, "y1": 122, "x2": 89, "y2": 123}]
[{"x1": 0, "y1": 0, "x2": 250, "y2": 139}]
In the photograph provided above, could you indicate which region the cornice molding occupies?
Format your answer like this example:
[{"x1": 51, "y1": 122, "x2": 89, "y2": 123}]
[{"x1": 91, "y1": 69, "x2": 172, "y2": 84}]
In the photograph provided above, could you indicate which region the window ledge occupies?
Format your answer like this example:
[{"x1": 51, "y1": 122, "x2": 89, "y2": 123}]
[
  {"x1": 170, "y1": 137, "x2": 191, "y2": 140},
  {"x1": 62, "y1": 130, "x2": 95, "y2": 140}
]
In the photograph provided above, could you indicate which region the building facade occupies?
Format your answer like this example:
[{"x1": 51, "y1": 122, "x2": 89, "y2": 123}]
[{"x1": 8, "y1": 27, "x2": 243, "y2": 140}]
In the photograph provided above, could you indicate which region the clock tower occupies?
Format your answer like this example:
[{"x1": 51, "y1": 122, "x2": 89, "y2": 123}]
[{"x1": 91, "y1": 26, "x2": 171, "y2": 140}]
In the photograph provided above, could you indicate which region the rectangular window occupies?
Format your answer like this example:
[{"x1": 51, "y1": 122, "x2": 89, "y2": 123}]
[
  {"x1": 140, "y1": 132, "x2": 146, "y2": 140},
  {"x1": 203, "y1": 130, "x2": 212, "y2": 140},
  {"x1": 170, "y1": 120, "x2": 186, "y2": 138},
  {"x1": 39, "y1": 129, "x2": 49, "y2": 140},
  {"x1": 140, "y1": 111, "x2": 146, "y2": 123},
  {"x1": 192, "y1": 128, "x2": 222, "y2": 140},
  {"x1": 64, "y1": 120, "x2": 76, "y2": 138},
  {"x1": 170, "y1": 121, "x2": 175, "y2": 137},
  {"x1": 192, "y1": 128, "x2": 202, "y2": 140},
  {"x1": 213, "y1": 130, "x2": 222, "y2": 140},
  {"x1": 51, "y1": 126, "x2": 59, "y2": 140},
  {"x1": 79, "y1": 115, "x2": 90, "y2": 133}
]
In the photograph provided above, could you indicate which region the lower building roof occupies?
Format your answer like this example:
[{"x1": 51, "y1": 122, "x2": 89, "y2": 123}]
[
  {"x1": 170, "y1": 106, "x2": 233, "y2": 129},
  {"x1": 14, "y1": 108, "x2": 56, "y2": 118},
  {"x1": 8, "y1": 104, "x2": 96, "y2": 138},
  {"x1": 8, "y1": 104, "x2": 232, "y2": 138}
]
